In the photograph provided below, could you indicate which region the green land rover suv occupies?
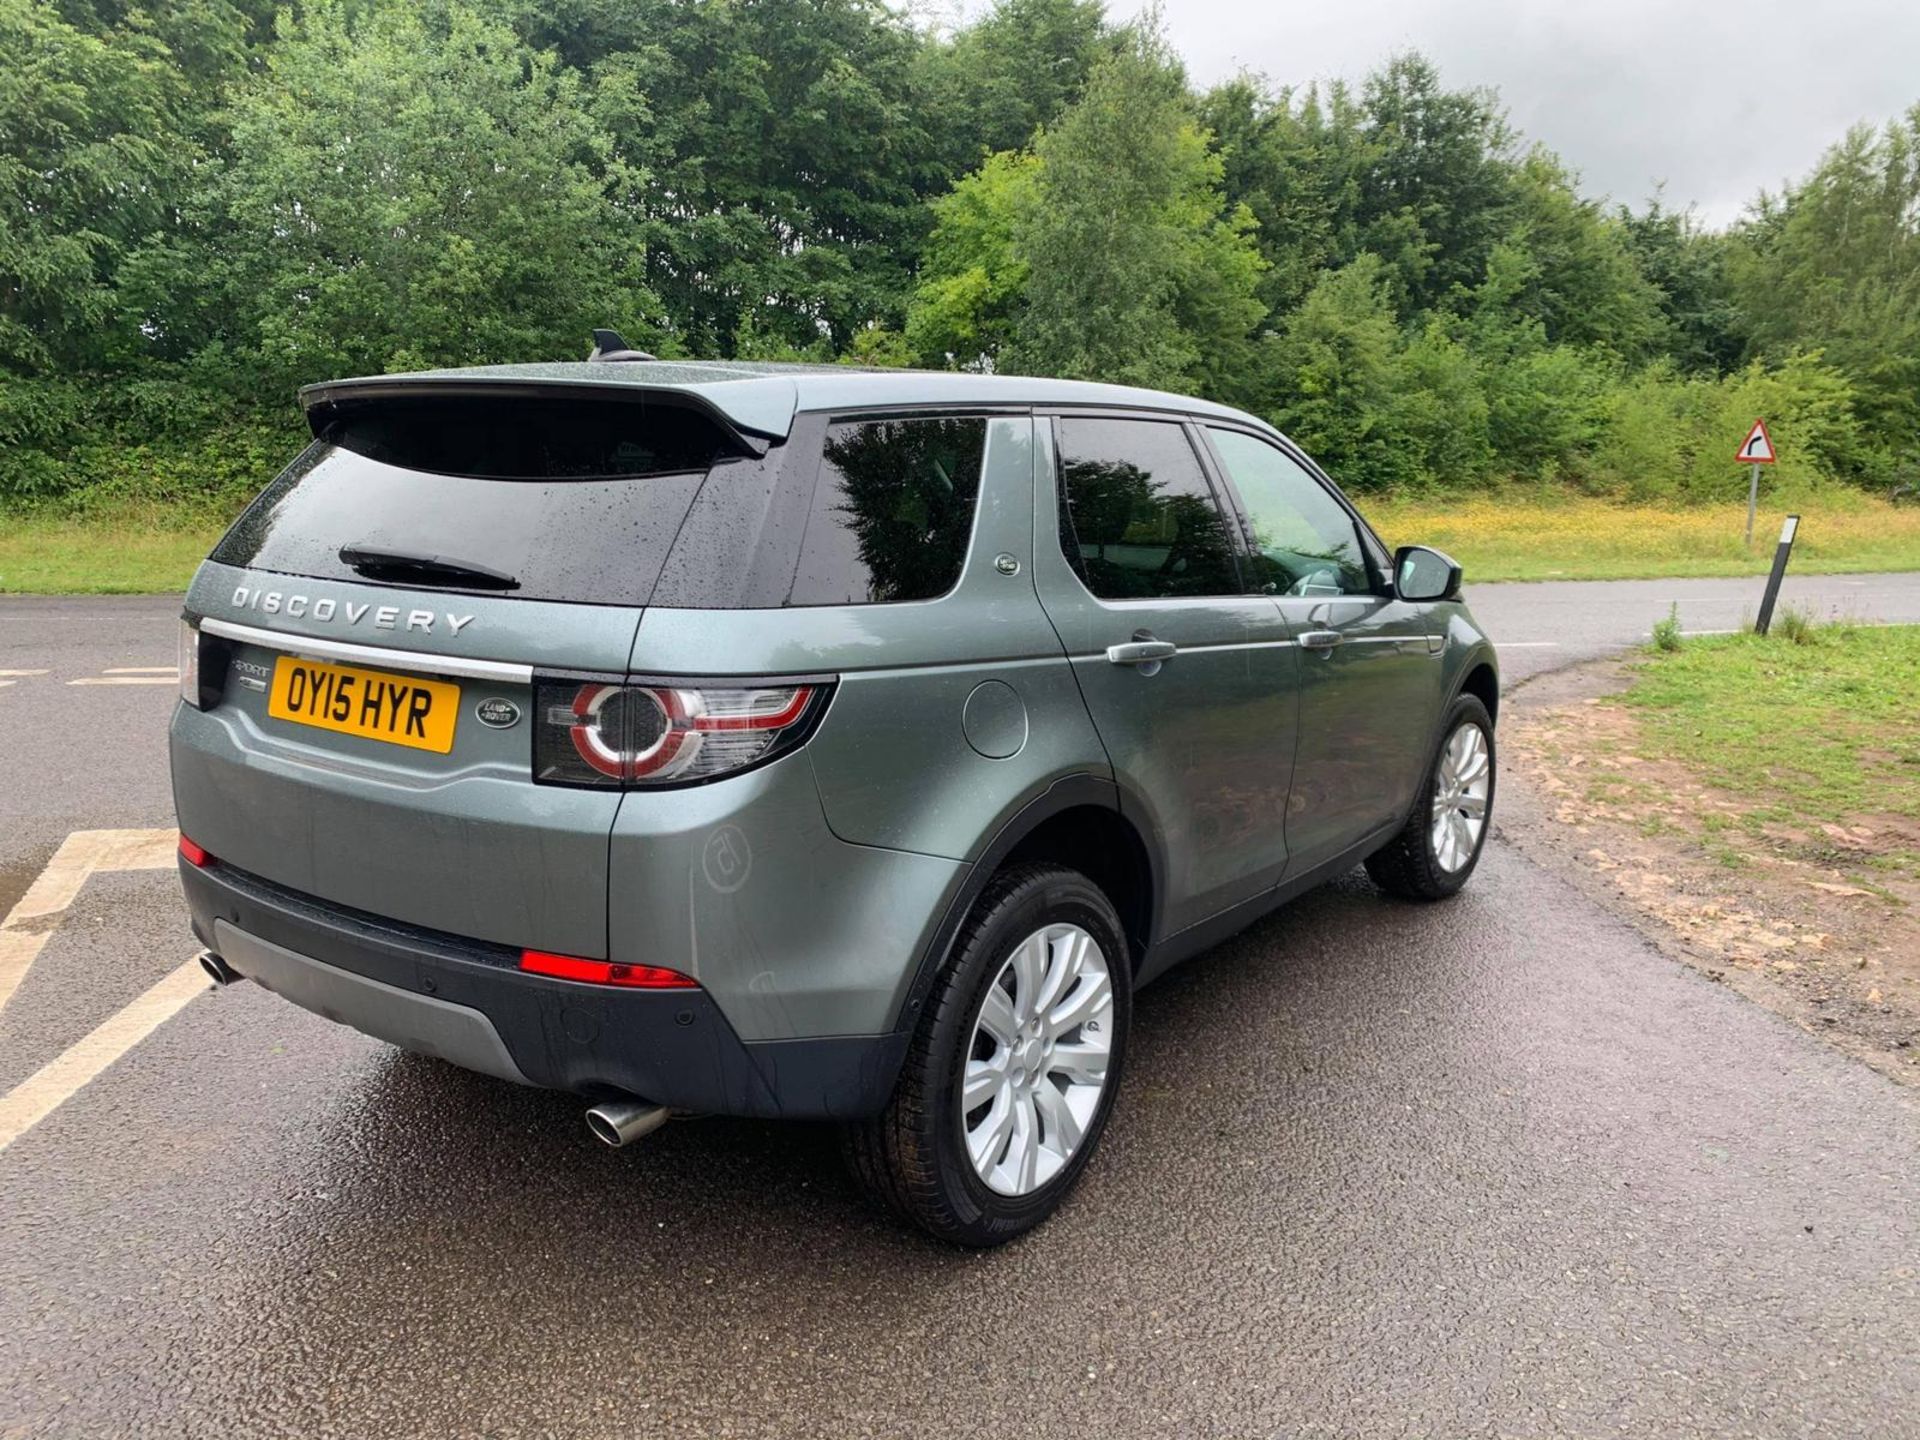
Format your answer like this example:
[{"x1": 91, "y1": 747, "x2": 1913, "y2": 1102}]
[{"x1": 171, "y1": 344, "x2": 1499, "y2": 1245}]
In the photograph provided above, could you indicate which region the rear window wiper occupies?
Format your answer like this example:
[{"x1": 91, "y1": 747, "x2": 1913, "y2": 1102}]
[{"x1": 338, "y1": 543, "x2": 520, "y2": 591}]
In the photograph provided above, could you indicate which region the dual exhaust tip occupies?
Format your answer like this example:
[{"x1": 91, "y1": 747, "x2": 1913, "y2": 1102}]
[{"x1": 200, "y1": 948, "x2": 668, "y2": 1148}]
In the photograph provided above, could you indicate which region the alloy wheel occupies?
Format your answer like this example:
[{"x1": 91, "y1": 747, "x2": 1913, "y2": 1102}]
[
  {"x1": 960, "y1": 923, "x2": 1114, "y2": 1197},
  {"x1": 1430, "y1": 721, "x2": 1491, "y2": 872}
]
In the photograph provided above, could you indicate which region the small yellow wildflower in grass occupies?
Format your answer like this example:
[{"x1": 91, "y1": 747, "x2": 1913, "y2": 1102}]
[{"x1": 1367, "y1": 494, "x2": 1920, "y2": 583}]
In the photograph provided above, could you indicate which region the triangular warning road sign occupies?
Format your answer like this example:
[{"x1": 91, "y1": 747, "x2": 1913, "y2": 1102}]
[{"x1": 1736, "y1": 417, "x2": 1776, "y2": 464}]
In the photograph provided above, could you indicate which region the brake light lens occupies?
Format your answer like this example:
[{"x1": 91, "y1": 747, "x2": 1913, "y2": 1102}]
[
  {"x1": 518, "y1": 950, "x2": 699, "y2": 988},
  {"x1": 533, "y1": 680, "x2": 825, "y2": 788},
  {"x1": 178, "y1": 835, "x2": 212, "y2": 868}
]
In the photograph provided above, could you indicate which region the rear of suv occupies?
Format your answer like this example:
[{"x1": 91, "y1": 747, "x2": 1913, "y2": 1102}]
[{"x1": 172, "y1": 351, "x2": 1498, "y2": 1246}]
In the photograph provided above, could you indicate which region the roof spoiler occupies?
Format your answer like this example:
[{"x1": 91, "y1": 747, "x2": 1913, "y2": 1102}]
[{"x1": 296, "y1": 377, "x2": 780, "y2": 456}]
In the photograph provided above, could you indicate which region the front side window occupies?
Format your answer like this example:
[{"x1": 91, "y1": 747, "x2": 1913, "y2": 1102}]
[
  {"x1": 1055, "y1": 418, "x2": 1239, "y2": 600},
  {"x1": 788, "y1": 416, "x2": 989, "y2": 605},
  {"x1": 1205, "y1": 428, "x2": 1373, "y2": 598}
]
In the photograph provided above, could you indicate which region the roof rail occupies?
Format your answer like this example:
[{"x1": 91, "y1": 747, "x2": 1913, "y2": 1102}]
[{"x1": 587, "y1": 328, "x2": 657, "y2": 363}]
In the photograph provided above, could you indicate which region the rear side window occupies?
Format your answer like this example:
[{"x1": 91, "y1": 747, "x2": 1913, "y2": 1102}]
[
  {"x1": 787, "y1": 416, "x2": 988, "y2": 605},
  {"x1": 211, "y1": 396, "x2": 738, "y2": 606},
  {"x1": 1054, "y1": 417, "x2": 1239, "y2": 599}
]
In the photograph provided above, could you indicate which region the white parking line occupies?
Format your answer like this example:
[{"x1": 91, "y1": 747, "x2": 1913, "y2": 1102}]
[
  {"x1": 0, "y1": 828, "x2": 201, "y2": 1155},
  {"x1": 0, "y1": 669, "x2": 49, "y2": 677},
  {"x1": 104, "y1": 667, "x2": 179, "y2": 675},
  {"x1": 1497, "y1": 642, "x2": 1561, "y2": 648},
  {"x1": 0, "y1": 931, "x2": 48, "y2": 1017},
  {"x1": 0, "y1": 829, "x2": 179, "y2": 1016},
  {"x1": 68, "y1": 676, "x2": 178, "y2": 686},
  {"x1": 0, "y1": 681, "x2": 12, "y2": 689},
  {"x1": 0, "y1": 960, "x2": 206, "y2": 1154}
]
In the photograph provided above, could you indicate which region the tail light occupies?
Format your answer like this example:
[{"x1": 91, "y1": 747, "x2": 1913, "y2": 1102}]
[
  {"x1": 178, "y1": 834, "x2": 213, "y2": 867},
  {"x1": 533, "y1": 680, "x2": 827, "y2": 788}
]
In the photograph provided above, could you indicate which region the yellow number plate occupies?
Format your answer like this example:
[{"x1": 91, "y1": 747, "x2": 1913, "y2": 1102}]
[{"x1": 267, "y1": 656, "x2": 459, "y2": 754}]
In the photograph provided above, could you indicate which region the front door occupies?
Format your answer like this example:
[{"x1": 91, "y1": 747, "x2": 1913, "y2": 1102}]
[
  {"x1": 1198, "y1": 425, "x2": 1441, "y2": 871},
  {"x1": 1033, "y1": 415, "x2": 1300, "y2": 939}
]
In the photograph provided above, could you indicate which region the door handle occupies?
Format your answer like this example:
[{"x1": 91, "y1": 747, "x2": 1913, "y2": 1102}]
[
  {"x1": 1106, "y1": 640, "x2": 1178, "y2": 666},
  {"x1": 1297, "y1": 629, "x2": 1342, "y2": 652}
]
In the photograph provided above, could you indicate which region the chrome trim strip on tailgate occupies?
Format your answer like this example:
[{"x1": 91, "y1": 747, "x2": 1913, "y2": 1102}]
[{"x1": 199, "y1": 618, "x2": 534, "y2": 684}]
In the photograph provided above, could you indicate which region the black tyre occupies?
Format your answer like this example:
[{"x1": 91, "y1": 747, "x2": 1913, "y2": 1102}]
[
  {"x1": 843, "y1": 864, "x2": 1131, "y2": 1247},
  {"x1": 1364, "y1": 693, "x2": 1496, "y2": 901}
]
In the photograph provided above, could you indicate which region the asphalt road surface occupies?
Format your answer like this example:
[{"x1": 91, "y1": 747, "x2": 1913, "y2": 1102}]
[{"x1": 3, "y1": 574, "x2": 1919, "y2": 1438}]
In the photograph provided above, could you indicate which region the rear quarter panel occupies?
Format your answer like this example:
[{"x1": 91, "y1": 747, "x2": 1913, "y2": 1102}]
[{"x1": 625, "y1": 415, "x2": 1109, "y2": 861}]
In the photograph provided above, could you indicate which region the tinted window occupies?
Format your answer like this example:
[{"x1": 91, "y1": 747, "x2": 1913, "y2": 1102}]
[
  {"x1": 317, "y1": 395, "x2": 735, "y2": 479},
  {"x1": 1205, "y1": 429, "x2": 1373, "y2": 597},
  {"x1": 1055, "y1": 418, "x2": 1238, "y2": 599},
  {"x1": 211, "y1": 397, "x2": 733, "y2": 606},
  {"x1": 788, "y1": 416, "x2": 988, "y2": 605}
]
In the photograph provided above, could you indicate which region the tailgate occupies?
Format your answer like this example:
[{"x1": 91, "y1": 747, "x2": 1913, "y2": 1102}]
[{"x1": 171, "y1": 563, "x2": 639, "y2": 957}]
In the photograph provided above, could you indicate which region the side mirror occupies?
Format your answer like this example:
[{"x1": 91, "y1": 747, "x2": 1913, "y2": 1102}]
[{"x1": 1393, "y1": 545, "x2": 1462, "y2": 603}]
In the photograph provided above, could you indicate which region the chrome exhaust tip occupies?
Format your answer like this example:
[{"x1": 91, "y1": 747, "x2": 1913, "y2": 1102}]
[
  {"x1": 198, "y1": 950, "x2": 240, "y2": 987},
  {"x1": 585, "y1": 1099, "x2": 670, "y2": 1148}
]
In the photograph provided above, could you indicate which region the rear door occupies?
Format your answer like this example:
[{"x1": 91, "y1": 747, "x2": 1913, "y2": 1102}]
[
  {"x1": 171, "y1": 391, "x2": 752, "y2": 958},
  {"x1": 1197, "y1": 425, "x2": 1441, "y2": 870},
  {"x1": 1032, "y1": 413, "x2": 1299, "y2": 940}
]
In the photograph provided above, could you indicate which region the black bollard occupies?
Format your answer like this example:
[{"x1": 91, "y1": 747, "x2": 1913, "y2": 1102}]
[{"x1": 1754, "y1": 514, "x2": 1800, "y2": 636}]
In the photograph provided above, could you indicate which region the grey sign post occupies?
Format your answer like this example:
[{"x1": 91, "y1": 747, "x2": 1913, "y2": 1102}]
[{"x1": 1737, "y1": 417, "x2": 1777, "y2": 547}]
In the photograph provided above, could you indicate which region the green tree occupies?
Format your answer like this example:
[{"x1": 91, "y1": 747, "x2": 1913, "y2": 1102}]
[
  {"x1": 1729, "y1": 109, "x2": 1920, "y2": 452},
  {"x1": 1496, "y1": 149, "x2": 1665, "y2": 358},
  {"x1": 1618, "y1": 196, "x2": 1746, "y2": 374},
  {"x1": 925, "y1": 0, "x2": 1110, "y2": 166},
  {"x1": 0, "y1": 0, "x2": 192, "y2": 371},
  {"x1": 904, "y1": 150, "x2": 1039, "y2": 368},
  {"x1": 1198, "y1": 76, "x2": 1368, "y2": 316},
  {"x1": 1263, "y1": 255, "x2": 1418, "y2": 491},
  {"x1": 509, "y1": 0, "x2": 941, "y2": 357},
  {"x1": 1462, "y1": 241, "x2": 1612, "y2": 477},
  {"x1": 148, "y1": 1, "x2": 654, "y2": 388},
  {"x1": 1353, "y1": 54, "x2": 1516, "y2": 316},
  {"x1": 1003, "y1": 25, "x2": 1266, "y2": 399}
]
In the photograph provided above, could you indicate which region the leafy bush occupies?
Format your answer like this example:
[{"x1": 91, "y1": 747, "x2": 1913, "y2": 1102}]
[
  {"x1": 0, "y1": 372, "x2": 296, "y2": 516},
  {"x1": 1585, "y1": 353, "x2": 1867, "y2": 503}
]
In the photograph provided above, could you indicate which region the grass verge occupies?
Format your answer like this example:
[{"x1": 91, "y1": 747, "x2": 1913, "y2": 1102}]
[
  {"x1": 1619, "y1": 623, "x2": 1920, "y2": 881},
  {"x1": 1503, "y1": 630, "x2": 1920, "y2": 1083},
  {"x1": 1370, "y1": 494, "x2": 1920, "y2": 582},
  {"x1": 0, "y1": 516, "x2": 226, "y2": 595}
]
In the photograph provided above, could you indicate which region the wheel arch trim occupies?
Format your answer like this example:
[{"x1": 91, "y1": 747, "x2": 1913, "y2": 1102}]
[{"x1": 889, "y1": 773, "x2": 1161, "y2": 1036}]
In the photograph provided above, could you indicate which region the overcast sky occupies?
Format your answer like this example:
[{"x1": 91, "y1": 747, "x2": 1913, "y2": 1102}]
[{"x1": 1087, "y1": 0, "x2": 1919, "y2": 227}]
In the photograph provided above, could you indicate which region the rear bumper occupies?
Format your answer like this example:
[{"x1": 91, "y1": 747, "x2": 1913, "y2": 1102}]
[{"x1": 180, "y1": 858, "x2": 908, "y2": 1119}]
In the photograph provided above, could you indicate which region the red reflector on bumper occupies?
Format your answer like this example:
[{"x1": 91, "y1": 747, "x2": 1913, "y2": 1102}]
[
  {"x1": 518, "y1": 950, "x2": 699, "y2": 989},
  {"x1": 178, "y1": 835, "x2": 212, "y2": 868}
]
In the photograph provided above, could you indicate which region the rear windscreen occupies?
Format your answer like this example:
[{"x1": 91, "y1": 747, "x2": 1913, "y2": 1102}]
[{"x1": 211, "y1": 396, "x2": 739, "y2": 606}]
